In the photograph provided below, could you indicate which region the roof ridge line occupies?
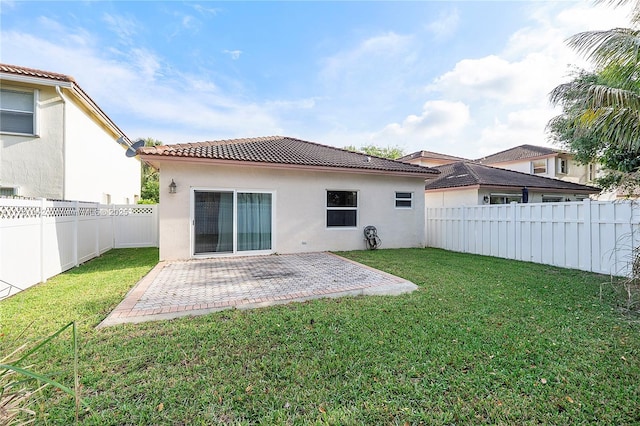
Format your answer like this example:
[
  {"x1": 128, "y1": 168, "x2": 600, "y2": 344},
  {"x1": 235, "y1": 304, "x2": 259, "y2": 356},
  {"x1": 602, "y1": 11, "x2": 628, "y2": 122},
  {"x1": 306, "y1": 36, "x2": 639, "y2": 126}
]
[{"x1": 468, "y1": 161, "x2": 600, "y2": 190}]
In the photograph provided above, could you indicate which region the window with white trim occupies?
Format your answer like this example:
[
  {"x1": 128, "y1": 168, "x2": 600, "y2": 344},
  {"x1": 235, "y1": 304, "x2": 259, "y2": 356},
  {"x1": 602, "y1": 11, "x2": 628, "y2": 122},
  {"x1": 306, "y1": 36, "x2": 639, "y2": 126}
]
[
  {"x1": 489, "y1": 194, "x2": 522, "y2": 204},
  {"x1": 0, "y1": 187, "x2": 18, "y2": 197},
  {"x1": 542, "y1": 196, "x2": 564, "y2": 203},
  {"x1": 0, "y1": 89, "x2": 36, "y2": 135},
  {"x1": 588, "y1": 163, "x2": 596, "y2": 181},
  {"x1": 326, "y1": 190, "x2": 357, "y2": 227},
  {"x1": 532, "y1": 159, "x2": 547, "y2": 174},
  {"x1": 395, "y1": 191, "x2": 413, "y2": 208},
  {"x1": 558, "y1": 158, "x2": 568, "y2": 174}
]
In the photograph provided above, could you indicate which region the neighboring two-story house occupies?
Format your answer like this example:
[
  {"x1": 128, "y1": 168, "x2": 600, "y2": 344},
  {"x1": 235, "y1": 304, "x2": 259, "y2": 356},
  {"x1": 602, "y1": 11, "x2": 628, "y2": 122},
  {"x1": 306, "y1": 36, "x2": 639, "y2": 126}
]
[
  {"x1": 401, "y1": 144, "x2": 602, "y2": 206},
  {"x1": 0, "y1": 64, "x2": 140, "y2": 203},
  {"x1": 397, "y1": 150, "x2": 469, "y2": 169},
  {"x1": 475, "y1": 144, "x2": 596, "y2": 186}
]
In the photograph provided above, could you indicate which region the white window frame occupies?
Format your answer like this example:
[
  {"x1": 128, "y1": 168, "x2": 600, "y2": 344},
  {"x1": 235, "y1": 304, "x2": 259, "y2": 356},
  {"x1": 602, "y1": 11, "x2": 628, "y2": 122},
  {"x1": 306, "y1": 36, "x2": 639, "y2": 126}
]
[
  {"x1": 542, "y1": 196, "x2": 564, "y2": 203},
  {"x1": 489, "y1": 193, "x2": 522, "y2": 205},
  {"x1": 395, "y1": 191, "x2": 413, "y2": 209},
  {"x1": 588, "y1": 163, "x2": 596, "y2": 181},
  {"x1": 531, "y1": 159, "x2": 547, "y2": 174},
  {"x1": 558, "y1": 158, "x2": 568, "y2": 174},
  {"x1": 0, "y1": 87, "x2": 38, "y2": 136},
  {"x1": 0, "y1": 186, "x2": 19, "y2": 197},
  {"x1": 326, "y1": 190, "x2": 358, "y2": 229}
]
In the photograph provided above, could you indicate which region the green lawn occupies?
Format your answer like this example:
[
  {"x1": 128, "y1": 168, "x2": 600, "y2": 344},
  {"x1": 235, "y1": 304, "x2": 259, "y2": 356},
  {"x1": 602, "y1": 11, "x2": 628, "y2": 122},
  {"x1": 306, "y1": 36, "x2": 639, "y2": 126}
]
[{"x1": 2, "y1": 247, "x2": 639, "y2": 425}]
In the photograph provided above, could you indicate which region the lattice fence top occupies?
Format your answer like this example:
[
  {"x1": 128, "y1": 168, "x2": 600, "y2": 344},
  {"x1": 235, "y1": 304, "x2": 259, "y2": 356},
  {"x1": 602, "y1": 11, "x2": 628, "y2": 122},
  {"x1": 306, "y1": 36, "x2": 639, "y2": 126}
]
[
  {"x1": 0, "y1": 205, "x2": 41, "y2": 220},
  {"x1": 0, "y1": 202, "x2": 157, "y2": 220}
]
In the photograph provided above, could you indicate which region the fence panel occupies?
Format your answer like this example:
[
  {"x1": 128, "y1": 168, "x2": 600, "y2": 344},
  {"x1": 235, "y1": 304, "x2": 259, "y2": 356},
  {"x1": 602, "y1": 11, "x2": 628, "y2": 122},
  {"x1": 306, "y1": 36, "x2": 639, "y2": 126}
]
[
  {"x1": 112, "y1": 205, "x2": 158, "y2": 248},
  {"x1": 426, "y1": 199, "x2": 640, "y2": 277},
  {"x1": 0, "y1": 199, "x2": 157, "y2": 299}
]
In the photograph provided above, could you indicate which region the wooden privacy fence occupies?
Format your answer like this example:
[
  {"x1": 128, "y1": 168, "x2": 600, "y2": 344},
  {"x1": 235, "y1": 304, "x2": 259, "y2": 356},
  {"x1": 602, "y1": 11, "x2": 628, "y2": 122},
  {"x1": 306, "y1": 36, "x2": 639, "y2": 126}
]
[
  {"x1": 426, "y1": 199, "x2": 640, "y2": 277},
  {"x1": 0, "y1": 198, "x2": 158, "y2": 299}
]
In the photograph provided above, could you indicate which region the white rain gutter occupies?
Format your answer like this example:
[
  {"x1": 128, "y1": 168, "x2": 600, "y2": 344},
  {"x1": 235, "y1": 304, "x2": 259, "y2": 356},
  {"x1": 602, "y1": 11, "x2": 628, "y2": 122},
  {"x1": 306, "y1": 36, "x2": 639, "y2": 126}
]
[{"x1": 55, "y1": 85, "x2": 67, "y2": 199}]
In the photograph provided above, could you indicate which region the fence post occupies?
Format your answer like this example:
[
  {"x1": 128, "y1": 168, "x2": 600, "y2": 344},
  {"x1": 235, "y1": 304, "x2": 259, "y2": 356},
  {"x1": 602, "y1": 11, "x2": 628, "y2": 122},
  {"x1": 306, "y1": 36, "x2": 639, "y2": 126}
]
[
  {"x1": 583, "y1": 198, "x2": 592, "y2": 272},
  {"x1": 460, "y1": 206, "x2": 466, "y2": 252},
  {"x1": 73, "y1": 200, "x2": 79, "y2": 267},
  {"x1": 40, "y1": 198, "x2": 46, "y2": 283},
  {"x1": 95, "y1": 202, "x2": 100, "y2": 257},
  {"x1": 510, "y1": 201, "x2": 517, "y2": 260}
]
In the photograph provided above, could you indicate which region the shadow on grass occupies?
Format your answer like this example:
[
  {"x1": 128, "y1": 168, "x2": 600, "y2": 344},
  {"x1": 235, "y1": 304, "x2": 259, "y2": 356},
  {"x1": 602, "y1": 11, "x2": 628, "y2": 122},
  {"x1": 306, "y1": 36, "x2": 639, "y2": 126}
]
[{"x1": 62, "y1": 248, "x2": 159, "y2": 275}]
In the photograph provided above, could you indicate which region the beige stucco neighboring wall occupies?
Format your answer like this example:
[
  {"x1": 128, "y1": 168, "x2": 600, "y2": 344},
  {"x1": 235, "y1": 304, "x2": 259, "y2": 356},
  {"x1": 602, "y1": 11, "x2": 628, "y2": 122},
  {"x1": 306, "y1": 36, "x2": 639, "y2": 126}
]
[
  {"x1": 0, "y1": 80, "x2": 140, "y2": 202},
  {"x1": 63, "y1": 91, "x2": 140, "y2": 203},
  {"x1": 425, "y1": 187, "x2": 480, "y2": 207},
  {"x1": 155, "y1": 161, "x2": 427, "y2": 260},
  {"x1": 426, "y1": 186, "x2": 594, "y2": 208},
  {"x1": 558, "y1": 157, "x2": 592, "y2": 185},
  {"x1": 487, "y1": 155, "x2": 596, "y2": 186},
  {"x1": 0, "y1": 84, "x2": 64, "y2": 198}
]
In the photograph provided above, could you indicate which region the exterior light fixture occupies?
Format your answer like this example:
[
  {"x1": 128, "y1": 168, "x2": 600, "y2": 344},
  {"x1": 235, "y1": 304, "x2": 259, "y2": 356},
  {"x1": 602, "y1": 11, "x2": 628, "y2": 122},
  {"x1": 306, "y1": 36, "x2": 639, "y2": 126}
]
[
  {"x1": 168, "y1": 179, "x2": 177, "y2": 194},
  {"x1": 483, "y1": 196, "x2": 489, "y2": 204}
]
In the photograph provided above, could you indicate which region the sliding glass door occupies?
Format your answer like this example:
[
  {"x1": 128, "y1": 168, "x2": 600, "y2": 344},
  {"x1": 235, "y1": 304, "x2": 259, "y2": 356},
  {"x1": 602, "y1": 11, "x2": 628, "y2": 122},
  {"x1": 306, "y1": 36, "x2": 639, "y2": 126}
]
[
  {"x1": 194, "y1": 191, "x2": 234, "y2": 254},
  {"x1": 193, "y1": 190, "x2": 272, "y2": 255},
  {"x1": 237, "y1": 192, "x2": 272, "y2": 251}
]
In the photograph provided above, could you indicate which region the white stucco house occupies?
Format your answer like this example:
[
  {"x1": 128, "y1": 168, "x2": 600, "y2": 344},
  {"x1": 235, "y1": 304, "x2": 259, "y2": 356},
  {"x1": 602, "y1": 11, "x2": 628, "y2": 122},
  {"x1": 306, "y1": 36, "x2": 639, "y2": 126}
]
[
  {"x1": 424, "y1": 161, "x2": 601, "y2": 207},
  {"x1": 398, "y1": 150, "x2": 469, "y2": 168},
  {"x1": 475, "y1": 144, "x2": 596, "y2": 186},
  {"x1": 138, "y1": 136, "x2": 439, "y2": 261},
  {"x1": 0, "y1": 64, "x2": 140, "y2": 203}
]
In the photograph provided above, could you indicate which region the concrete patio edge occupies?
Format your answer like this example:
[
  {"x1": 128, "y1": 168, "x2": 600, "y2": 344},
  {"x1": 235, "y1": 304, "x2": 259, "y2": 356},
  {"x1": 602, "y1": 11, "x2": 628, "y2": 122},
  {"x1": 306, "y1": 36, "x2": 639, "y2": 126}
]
[{"x1": 97, "y1": 252, "x2": 418, "y2": 328}]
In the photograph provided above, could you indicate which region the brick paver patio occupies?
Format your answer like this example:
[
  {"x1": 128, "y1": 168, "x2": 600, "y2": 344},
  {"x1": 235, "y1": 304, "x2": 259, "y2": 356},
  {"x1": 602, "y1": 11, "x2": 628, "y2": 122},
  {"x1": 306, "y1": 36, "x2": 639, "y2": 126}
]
[{"x1": 98, "y1": 252, "x2": 417, "y2": 327}]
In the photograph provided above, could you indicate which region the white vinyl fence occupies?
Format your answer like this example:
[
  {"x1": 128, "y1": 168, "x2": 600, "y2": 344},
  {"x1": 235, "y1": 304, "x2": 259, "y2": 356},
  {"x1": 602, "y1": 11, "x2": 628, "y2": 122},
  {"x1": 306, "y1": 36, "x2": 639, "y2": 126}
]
[
  {"x1": 0, "y1": 198, "x2": 158, "y2": 299},
  {"x1": 426, "y1": 199, "x2": 640, "y2": 277}
]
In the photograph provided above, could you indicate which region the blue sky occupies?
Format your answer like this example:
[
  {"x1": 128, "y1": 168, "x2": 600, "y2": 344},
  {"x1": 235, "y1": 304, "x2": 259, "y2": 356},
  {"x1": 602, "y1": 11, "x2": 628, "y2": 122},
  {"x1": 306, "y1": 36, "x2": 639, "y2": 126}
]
[{"x1": 0, "y1": 1, "x2": 633, "y2": 158}]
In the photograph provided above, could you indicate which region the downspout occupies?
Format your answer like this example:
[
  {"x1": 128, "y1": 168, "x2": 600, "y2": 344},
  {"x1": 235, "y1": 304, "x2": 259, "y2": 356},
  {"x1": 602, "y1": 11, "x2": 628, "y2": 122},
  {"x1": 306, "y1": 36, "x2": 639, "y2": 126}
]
[{"x1": 55, "y1": 86, "x2": 67, "y2": 199}]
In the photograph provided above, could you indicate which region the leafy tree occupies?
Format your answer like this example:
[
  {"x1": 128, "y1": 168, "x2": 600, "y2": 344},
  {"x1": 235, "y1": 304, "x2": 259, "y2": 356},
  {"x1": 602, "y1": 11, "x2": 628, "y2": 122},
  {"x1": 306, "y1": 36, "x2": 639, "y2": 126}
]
[
  {"x1": 139, "y1": 138, "x2": 162, "y2": 204},
  {"x1": 548, "y1": 0, "x2": 640, "y2": 194},
  {"x1": 344, "y1": 144, "x2": 405, "y2": 160}
]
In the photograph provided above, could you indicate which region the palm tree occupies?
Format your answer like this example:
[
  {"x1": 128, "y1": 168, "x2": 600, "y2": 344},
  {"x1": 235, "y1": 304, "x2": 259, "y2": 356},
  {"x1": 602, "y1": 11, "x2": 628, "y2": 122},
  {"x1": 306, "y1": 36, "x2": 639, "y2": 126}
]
[{"x1": 548, "y1": 0, "x2": 640, "y2": 191}]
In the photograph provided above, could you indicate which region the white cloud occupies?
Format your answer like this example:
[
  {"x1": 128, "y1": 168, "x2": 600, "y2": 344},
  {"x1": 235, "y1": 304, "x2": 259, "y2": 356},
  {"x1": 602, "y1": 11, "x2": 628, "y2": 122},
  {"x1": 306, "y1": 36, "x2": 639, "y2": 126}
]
[
  {"x1": 369, "y1": 100, "x2": 470, "y2": 152},
  {"x1": 319, "y1": 32, "x2": 414, "y2": 83},
  {"x1": 0, "y1": 26, "x2": 282, "y2": 143},
  {"x1": 223, "y1": 49, "x2": 242, "y2": 60},
  {"x1": 425, "y1": 8, "x2": 459, "y2": 40},
  {"x1": 192, "y1": 4, "x2": 222, "y2": 17},
  {"x1": 403, "y1": 1, "x2": 636, "y2": 159},
  {"x1": 473, "y1": 107, "x2": 560, "y2": 158},
  {"x1": 102, "y1": 13, "x2": 138, "y2": 44}
]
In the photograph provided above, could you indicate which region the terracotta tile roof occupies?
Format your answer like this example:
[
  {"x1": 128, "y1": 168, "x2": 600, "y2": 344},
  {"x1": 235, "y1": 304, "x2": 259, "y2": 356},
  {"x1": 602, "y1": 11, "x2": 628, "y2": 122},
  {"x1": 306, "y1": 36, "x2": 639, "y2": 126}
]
[
  {"x1": 424, "y1": 161, "x2": 600, "y2": 192},
  {"x1": 0, "y1": 63, "x2": 75, "y2": 83},
  {"x1": 139, "y1": 136, "x2": 440, "y2": 176},
  {"x1": 476, "y1": 144, "x2": 564, "y2": 164},
  {"x1": 0, "y1": 63, "x2": 130, "y2": 142},
  {"x1": 398, "y1": 150, "x2": 469, "y2": 162}
]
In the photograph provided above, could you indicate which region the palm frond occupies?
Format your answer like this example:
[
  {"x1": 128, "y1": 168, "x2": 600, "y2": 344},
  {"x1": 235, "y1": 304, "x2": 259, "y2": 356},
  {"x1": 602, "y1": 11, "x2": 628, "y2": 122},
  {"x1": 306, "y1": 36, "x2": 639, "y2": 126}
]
[
  {"x1": 568, "y1": 28, "x2": 640, "y2": 69},
  {"x1": 588, "y1": 84, "x2": 640, "y2": 110},
  {"x1": 578, "y1": 106, "x2": 640, "y2": 152}
]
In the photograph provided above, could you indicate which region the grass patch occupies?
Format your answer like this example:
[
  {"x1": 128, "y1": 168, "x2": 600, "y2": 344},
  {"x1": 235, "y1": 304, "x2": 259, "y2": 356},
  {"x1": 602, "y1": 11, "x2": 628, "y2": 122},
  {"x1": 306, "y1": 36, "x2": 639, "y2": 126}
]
[{"x1": 1, "y1": 247, "x2": 639, "y2": 424}]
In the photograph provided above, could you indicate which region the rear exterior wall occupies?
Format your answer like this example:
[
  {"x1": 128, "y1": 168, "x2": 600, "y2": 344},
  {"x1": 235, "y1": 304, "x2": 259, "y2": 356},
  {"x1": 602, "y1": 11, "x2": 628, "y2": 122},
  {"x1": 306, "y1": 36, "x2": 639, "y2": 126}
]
[{"x1": 156, "y1": 161, "x2": 426, "y2": 260}]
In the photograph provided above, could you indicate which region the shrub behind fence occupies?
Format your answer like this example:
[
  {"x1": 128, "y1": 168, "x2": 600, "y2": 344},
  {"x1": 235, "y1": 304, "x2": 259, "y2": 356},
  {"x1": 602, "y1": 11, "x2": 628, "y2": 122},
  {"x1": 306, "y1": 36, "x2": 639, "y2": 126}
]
[{"x1": 0, "y1": 198, "x2": 158, "y2": 298}]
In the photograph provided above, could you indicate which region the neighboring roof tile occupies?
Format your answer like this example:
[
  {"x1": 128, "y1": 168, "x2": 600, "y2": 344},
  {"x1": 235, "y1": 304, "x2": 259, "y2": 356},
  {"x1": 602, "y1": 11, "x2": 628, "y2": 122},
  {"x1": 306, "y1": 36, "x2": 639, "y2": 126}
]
[
  {"x1": 398, "y1": 150, "x2": 469, "y2": 162},
  {"x1": 424, "y1": 161, "x2": 600, "y2": 192},
  {"x1": 0, "y1": 63, "x2": 75, "y2": 83},
  {"x1": 476, "y1": 144, "x2": 563, "y2": 164},
  {"x1": 139, "y1": 136, "x2": 440, "y2": 176},
  {"x1": 0, "y1": 63, "x2": 130, "y2": 142}
]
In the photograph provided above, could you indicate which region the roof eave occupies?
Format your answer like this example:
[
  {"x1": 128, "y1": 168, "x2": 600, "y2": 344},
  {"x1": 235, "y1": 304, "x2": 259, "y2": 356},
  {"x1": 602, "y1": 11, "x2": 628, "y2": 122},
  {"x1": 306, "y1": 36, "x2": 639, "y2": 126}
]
[
  {"x1": 425, "y1": 183, "x2": 599, "y2": 193},
  {"x1": 138, "y1": 154, "x2": 439, "y2": 178},
  {"x1": 0, "y1": 72, "x2": 74, "y2": 89},
  {"x1": 2, "y1": 71, "x2": 130, "y2": 143}
]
